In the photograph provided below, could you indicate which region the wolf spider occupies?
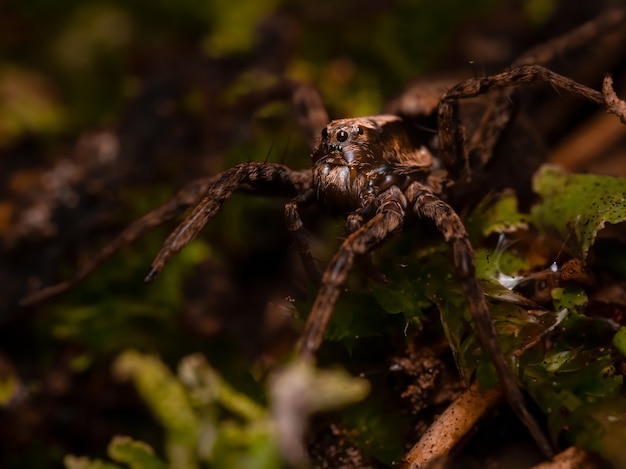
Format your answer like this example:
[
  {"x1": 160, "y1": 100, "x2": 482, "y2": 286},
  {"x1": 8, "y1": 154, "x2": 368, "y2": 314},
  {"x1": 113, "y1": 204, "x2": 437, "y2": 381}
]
[{"x1": 22, "y1": 7, "x2": 626, "y2": 459}]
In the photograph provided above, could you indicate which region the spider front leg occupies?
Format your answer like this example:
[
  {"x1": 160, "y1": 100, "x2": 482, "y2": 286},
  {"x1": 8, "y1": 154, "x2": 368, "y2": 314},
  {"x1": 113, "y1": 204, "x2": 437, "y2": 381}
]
[
  {"x1": 146, "y1": 163, "x2": 311, "y2": 281},
  {"x1": 345, "y1": 194, "x2": 390, "y2": 285},
  {"x1": 144, "y1": 80, "x2": 326, "y2": 280},
  {"x1": 21, "y1": 80, "x2": 327, "y2": 306},
  {"x1": 298, "y1": 186, "x2": 406, "y2": 358},
  {"x1": 21, "y1": 175, "x2": 218, "y2": 306},
  {"x1": 405, "y1": 181, "x2": 554, "y2": 458}
]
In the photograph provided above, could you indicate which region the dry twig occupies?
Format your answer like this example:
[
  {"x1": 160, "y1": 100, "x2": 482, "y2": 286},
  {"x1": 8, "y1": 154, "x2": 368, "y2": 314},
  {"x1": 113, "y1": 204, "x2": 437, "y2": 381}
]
[
  {"x1": 399, "y1": 381, "x2": 502, "y2": 469},
  {"x1": 603, "y1": 75, "x2": 626, "y2": 124}
]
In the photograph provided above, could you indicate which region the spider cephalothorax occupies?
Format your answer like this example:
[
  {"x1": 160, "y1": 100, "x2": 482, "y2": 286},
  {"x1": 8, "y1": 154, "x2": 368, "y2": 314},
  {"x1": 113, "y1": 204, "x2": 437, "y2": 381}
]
[{"x1": 312, "y1": 115, "x2": 439, "y2": 214}]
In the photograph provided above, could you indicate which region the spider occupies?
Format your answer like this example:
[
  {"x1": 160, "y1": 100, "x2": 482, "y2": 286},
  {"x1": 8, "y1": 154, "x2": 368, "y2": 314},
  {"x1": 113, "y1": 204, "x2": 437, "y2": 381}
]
[{"x1": 21, "y1": 7, "x2": 626, "y2": 460}]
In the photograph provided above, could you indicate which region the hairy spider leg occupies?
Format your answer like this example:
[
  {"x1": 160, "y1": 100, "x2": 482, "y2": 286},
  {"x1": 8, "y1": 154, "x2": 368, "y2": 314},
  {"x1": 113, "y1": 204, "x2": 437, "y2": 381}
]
[
  {"x1": 430, "y1": 59, "x2": 621, "y2": 459},
  {"x1": 146, "y1": 163, "x2": 311, "y2": 281},
  {"x1": 344, "y1": 197, "x2": 392, "y2": 285},
  {"x1": 467, "y1": 7, "x2": 626, "y2": 170},
  {"x1": 298, "y1": 185, "x2": 406, "y2": 357},
  {"x1": 143, "y1": 80, "x2": 327, "y2": 283},
  {"x1": 20, "y1": 176, "x2": 217, "y2": 306},
  {"x1": 345, "y1": 192, "x2": 379, "y2": 234},
  {"x1": 285, "y1": 188, "x2": 322, "y2": 285},
  {"x1": 405, "y1": 181, "x2": 554, "y2": 458},
  {"x1": 21, "y1": 79, "x2": 328, "y2": 306},
  {"x1": 438, "y1": 65, "x2": 605, "y2": 175}
]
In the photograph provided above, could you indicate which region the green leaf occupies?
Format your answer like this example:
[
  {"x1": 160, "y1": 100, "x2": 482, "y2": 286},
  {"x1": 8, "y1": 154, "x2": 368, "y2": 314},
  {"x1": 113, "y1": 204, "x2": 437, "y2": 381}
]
[
  {"x1": 112, "y1": 351, "x2": 199, "y2": 469},
  {"x1": 612, "y1": 327, "x2": 626, "y2": 357},
  {"x1": 568, "y1": 398, "x2": 626, "y2": 469},
  {"x1": 521, "y1": 310, "x2": 624, "y2": 460},
  {"x1": 203, "y1": 0, "x2": 280, "y2": 57},
  {"x1": 64, "y1": 455, "x2": 121, "y2": 469},
  {"x1": 294, "y1": 285, "x2": 392, "y2": 350},
  {"x1": 551, "y1": 285, "x2": 588, "y2": 312},
  {"x1": 475, "y1": 247, "x2": 530, "y2": 282},
  {"x1": 531, "y1": 165, "x2": 626, "y2": 257},
  {"x1": 466, "y1": 190, "x2": 529, "y2": 241},
  {"x1": 108, "y1": 437, "x2": 167, "y2": 469},
  {"x1": 178, "y1": 354, "x2": 266, "y2": 421}
]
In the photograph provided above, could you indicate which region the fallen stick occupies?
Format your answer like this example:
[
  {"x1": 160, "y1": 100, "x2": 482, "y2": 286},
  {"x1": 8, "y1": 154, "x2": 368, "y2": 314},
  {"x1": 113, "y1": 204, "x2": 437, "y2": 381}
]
[{"x1": 399, "y1": 381, "x2": 502, "y2": 469}]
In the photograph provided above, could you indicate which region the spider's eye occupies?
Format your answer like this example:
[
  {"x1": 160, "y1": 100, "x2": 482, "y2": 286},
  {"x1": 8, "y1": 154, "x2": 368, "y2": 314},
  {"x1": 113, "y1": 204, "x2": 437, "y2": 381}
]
[
  {"x1": 337, "y1": 130, "x2": 349, "y2": 142},
  {"x1": 355, "y1": 126, "x2": 363, "y2": 135},
  {"x1": 321, "y1": 127, "x2": 328, "y2": 139}
]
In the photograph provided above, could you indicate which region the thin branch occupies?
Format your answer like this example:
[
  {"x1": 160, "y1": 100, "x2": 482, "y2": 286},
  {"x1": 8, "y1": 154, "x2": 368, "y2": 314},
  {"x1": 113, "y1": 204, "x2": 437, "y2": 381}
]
[
  {"x1": 531, "y1": 446, "x2": 602, "y2": 469},
  {"x1": 603, "y1": 75, "x2": 626, "y2": 124},
  {"x1": 399, "y1": 381, "x2": 502, "y2": 469}
]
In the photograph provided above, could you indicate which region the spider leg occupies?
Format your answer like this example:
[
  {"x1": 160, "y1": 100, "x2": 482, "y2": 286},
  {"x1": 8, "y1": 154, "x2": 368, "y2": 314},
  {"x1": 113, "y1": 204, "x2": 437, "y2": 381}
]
[
  {"x1": 237, "y1": 79, "x2": 329, "y2": 151},
  {"x1": 345, "y1": 195, "x2": 389, "y2": 285},
  {"x1": 405, "y1": 181, "x2": 554, "y2": 458},
  {"x1": 439, "y1": 65, "x2": 605, "y2": 176},
  {"x1": 291, "y1": 81, "x2": 330, "y2": 150},
  {"x1": 20, "y1": 175, "x2": 217, "y2": 306},
  {"x1": 22, "y1": 80, "x2": 326, "y2": 305},
  {"x1": 285, "y1": 188, "x2": 321, "y2": 285},
  {"x1": 298, "y1": 186, "x2": 406, "y2": 358},
  {"x1": 345, "y1": 192, "x2": 378, "y2": 234},
  {"x1": 467, "y1": 7, "x2": 626, "y2": 170},
  {"x1": 146, "y1": 162, "x2": 311, "y2": 281}
]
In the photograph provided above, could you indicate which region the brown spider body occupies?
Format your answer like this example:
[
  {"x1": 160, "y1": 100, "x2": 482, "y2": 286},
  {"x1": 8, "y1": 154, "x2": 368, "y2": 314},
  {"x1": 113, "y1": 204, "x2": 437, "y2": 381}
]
[{"x1": 312, "y1": 115, "x2": 437, "y2": 214}]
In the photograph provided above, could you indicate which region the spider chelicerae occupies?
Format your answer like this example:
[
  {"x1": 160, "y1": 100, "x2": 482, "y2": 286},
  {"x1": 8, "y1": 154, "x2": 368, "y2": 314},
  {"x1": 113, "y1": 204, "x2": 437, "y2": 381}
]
[{"x1": 21, "y1": 7, "x2": 626, "y2": 460}]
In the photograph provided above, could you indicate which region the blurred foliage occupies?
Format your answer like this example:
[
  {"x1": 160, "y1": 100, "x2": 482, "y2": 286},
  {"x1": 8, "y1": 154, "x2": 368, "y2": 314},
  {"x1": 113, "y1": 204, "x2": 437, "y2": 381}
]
[
  {"x1": 35, "y1": 235, "x2": 212, "y2": 360},
  {"x1": 1, "y1": 0, "x2": 500, "y2": 143},
  {"x1": 65, "y1": 436, "x2": 167, "y2": 469},
  {"x1": 66, "y1": 353, "x2": 369, "y2": 469},
  {"x1": 0, "y1": 65, "x2": 66, "y2": 145}
]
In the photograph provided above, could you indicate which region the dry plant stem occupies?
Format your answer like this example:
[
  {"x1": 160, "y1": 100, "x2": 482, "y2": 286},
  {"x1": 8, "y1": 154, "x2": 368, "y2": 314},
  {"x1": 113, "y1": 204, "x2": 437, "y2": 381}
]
[
  {"x1": 531, "y1": 447, "x2": 602, "y2": 469},
  {"x1": 549, "y1": 111, "x2": 626, "y2": 170},
  {"x1": 603, "y1": 75, "x2": 626, "y2": 124},
  {"x1": 399, "y1": 381, "x2": 502, "y2": 469}
]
